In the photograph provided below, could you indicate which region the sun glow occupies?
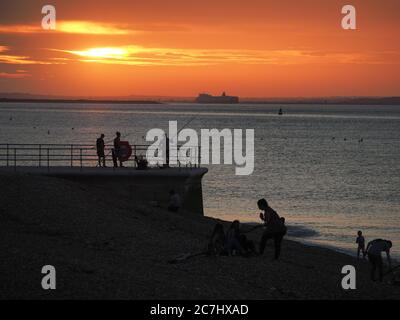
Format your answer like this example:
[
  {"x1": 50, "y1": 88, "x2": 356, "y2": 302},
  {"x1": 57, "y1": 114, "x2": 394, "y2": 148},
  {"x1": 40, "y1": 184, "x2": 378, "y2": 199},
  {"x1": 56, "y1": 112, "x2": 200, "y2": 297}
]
[{"x1": 65, "y1": 47, "x2": 130, "y2": 59}]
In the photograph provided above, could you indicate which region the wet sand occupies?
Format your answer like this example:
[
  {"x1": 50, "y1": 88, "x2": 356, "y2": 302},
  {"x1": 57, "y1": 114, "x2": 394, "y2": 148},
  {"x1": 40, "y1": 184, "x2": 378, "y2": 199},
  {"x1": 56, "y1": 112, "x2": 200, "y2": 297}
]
[{"x1": 0, "y1": 173, "x2": 399, "y2": 299}]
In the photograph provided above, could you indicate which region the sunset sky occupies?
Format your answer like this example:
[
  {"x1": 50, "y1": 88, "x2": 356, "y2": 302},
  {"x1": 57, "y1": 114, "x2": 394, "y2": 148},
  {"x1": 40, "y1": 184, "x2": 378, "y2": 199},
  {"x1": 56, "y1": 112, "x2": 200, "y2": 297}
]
[{"x1": 0, "y1": 0, "x2": 399, "y2": 97}]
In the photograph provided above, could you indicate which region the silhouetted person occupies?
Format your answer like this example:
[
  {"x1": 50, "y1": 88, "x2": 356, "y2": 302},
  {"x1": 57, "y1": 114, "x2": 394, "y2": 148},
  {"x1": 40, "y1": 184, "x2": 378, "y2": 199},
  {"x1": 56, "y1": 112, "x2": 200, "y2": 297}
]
[
  {"x1": 225, "y1": 220, "x2": 242, "y2": 256},
  {"x1": 96, "y1": 134, "x2": 106, "y2": 167},
  {"x1": 112, "y1": 131, "x2": 123, "y2": 168},
  {"x1": 168, "y1": 189, "x2": 181, "y2": 212},
  {"x1": 134, "y1": 155, "x2": 148, "y2": 170},
  {"x1": 208, "y1": 223, "x2": 226, "y2": 255},
  {"x1": 356, "y1": 230, "x2": 366, "y2": 259},
  {"x1": 238, "y1": 233, "x2": 257, "y2": 257},
  {"x1": 258, "y1": 198, "x2": 287, "y2": 260},
  {"x1": 366, "y1": 239, "x2": 392, "y2": 282}
]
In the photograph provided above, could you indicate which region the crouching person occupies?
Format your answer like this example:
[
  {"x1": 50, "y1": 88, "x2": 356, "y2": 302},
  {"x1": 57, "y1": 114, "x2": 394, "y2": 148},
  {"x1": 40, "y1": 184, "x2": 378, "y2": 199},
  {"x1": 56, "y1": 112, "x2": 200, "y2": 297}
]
[
  {"x1": 257, "y1": 198, "x2": 287, "y2": 260},
  {"x1": 366, "y1": 239, "x2": 392, "y2": 282}
]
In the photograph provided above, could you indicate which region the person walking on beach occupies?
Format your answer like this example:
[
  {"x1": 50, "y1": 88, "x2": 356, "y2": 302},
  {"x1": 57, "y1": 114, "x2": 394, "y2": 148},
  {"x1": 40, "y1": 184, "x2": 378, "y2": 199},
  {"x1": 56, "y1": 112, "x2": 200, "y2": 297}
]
[
  {"x1": 112, "y1": 131, "x2": 123, "y2": 168},
  {"x1": 96, "y1": 134, "x2": 106, "y2": 167},
  {"x1": 356, "y1": 230, "x2": 366, "y2": 259},
  {"x1": 257, "y1": 198, "x2": 287, "y2": 260},
  {"x1": 366, "y1": 239, "x2": 392, "y2": 282}
]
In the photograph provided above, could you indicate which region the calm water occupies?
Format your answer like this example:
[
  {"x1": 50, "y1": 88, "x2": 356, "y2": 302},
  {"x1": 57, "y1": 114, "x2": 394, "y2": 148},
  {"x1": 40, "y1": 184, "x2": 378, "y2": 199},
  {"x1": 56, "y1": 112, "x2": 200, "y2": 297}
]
[{"x1": 1, "y1": 102, "x2": 400, "y2": 258}]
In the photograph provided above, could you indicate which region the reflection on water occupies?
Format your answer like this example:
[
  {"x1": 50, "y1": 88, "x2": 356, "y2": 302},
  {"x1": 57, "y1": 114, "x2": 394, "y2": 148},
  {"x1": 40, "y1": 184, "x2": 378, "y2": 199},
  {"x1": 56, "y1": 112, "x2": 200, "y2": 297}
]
[{"x1": 1, "y1": 102, "x2": 400, "y2": 257}]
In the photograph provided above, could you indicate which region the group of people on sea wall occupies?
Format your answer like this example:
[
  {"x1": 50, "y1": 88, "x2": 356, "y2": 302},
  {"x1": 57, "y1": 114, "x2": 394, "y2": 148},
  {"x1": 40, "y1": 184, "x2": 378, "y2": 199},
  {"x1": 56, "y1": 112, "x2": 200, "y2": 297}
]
[
  {"x1": 356, "y1": 230, "x2": 393, "y2": 282},
  {"x1": 208, "y1": 199, "x2": 287, "y2": 259}
]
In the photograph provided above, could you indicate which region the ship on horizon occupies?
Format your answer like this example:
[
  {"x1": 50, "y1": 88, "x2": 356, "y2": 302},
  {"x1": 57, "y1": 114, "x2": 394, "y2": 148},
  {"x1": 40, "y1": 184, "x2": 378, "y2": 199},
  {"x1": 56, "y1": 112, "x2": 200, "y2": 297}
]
[{"x1": 195, "y1": 92, "x2": 239, "y2": 104}]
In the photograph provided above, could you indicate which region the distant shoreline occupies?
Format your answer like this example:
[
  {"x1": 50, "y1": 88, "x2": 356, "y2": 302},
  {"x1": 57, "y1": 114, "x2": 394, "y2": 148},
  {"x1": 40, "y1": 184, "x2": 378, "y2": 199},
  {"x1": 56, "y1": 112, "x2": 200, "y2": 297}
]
[{"x1": 0, "y1": 98, "x2": 162, "y2": 104}]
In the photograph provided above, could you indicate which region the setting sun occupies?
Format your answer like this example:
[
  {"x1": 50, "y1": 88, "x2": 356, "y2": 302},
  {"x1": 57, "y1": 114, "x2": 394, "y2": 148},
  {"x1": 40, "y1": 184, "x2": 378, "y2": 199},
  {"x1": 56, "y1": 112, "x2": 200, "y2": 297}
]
[{"x1": 65, "y1": 47, "x2": 130, "y2": 59}]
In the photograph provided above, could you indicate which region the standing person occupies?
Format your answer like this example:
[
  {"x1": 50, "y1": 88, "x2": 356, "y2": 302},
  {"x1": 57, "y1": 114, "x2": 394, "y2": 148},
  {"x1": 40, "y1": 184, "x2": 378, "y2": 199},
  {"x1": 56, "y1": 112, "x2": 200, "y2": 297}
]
[
  {"x1": 366, "y1": 239, "x2": 392, "y2": 282},
  {"x1": 356, "y1": 230, "x2": 366, "y2": 259},
  {"x1": 96, "y1": 134, "x2": 106, "y2": 167},
  {"x1": 168, "y1": 189, "x2": 181, "y2": 212},
  {"x1": 112, "y1": 131, "x2": 123, "y2": 168},
  {"x1": 257, "y1": 198, "x2": 287, "y2": 260}
]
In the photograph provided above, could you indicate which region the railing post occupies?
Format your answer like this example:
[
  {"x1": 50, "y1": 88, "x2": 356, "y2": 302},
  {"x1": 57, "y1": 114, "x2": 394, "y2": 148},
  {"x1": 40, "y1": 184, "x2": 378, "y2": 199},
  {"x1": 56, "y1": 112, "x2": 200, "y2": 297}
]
[
  {"x1": 6, "y1": 144, "x2": 9, "y2": 167},
  {"x1": 39, "y1": 144, "x2": 42, "y2": 167},
  {"x1": 80, "y1": 148, "x2": 83, "y2": 168},
  {"x1": 13, "y1": 148, "x2": 16, "y2": 171},
  {"x1": 47, "y1": 148, "x2": 50, "y2": 170},
  {"x1": 134, "y1": 145, "x2": 137, "y2": 168},
  {"x1": 198, "y1": 146, "x2": 201, "y2": 168},
  {"x1": 71, "y1": 144, "x2": 73, "y2": 167}
]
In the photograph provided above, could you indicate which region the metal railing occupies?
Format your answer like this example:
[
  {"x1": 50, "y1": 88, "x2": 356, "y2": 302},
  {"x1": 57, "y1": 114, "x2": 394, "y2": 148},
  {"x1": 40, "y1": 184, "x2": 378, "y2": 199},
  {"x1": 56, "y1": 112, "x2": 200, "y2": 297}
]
[{"x1": 0, "y1": 143, "x2": 201, "y2": 169}]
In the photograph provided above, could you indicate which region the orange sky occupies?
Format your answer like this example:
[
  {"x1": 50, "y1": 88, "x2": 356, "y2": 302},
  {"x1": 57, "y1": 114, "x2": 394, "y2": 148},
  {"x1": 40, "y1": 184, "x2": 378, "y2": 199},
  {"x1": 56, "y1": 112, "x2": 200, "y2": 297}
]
[{"x1": 0, "y1": 0, "x2": 399, "y2": 97}]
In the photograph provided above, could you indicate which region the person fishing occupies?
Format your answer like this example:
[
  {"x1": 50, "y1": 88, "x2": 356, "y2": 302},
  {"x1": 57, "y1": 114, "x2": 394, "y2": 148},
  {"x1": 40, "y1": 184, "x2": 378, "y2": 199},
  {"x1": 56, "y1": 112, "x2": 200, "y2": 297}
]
[
  {"x1": 257, "y1": 198, "x2": 287, "y2": 260},
  {"x1": 96, "y1": 133, "x2": 106, "y2": 167},
  {"x1": 112, "y1": 131, "x2": 123, "y2": 168},
  {"x1": 366, "y1": 239, "x2": 392, "y2": 282}
]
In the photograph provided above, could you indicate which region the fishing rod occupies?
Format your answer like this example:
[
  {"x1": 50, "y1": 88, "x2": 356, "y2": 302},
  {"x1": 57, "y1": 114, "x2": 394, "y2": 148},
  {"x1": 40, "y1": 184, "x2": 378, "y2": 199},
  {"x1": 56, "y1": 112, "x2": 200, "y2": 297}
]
[
  {"x1": 166, "y1": 113, "x2": 200, "y2": 143},
  {"x1": 178, "y1": 114, "x2": 198, "y2": 135}
]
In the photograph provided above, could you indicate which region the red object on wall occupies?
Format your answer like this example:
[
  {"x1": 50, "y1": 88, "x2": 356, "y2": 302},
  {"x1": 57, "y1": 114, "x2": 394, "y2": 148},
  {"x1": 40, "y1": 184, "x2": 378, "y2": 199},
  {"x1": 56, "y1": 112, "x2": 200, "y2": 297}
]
[{"x1": 119, "y1": 141, "x2": 132, "y2": 162}]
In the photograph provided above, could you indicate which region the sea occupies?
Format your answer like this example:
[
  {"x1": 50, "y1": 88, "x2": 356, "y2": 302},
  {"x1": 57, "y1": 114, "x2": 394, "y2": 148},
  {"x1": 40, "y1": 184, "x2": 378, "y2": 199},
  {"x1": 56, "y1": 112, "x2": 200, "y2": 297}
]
[{"x1": 1, "y1": 102, "x2": 399, "y2": 258}]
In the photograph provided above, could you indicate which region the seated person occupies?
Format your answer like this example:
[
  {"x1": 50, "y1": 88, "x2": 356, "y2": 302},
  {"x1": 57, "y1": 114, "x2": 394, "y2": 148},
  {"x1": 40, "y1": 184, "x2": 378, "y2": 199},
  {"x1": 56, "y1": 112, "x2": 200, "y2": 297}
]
[
  {"x1": 208, "y1": 223, "x2": 226, "y2": 255},
  {"x1": 239, "y1": 234, "x2": 257, "y2": 257},
  {"x1": 135, "y1": 155, "x2": 148, "y2": 170},
  {"x1": 225, "y1": 220, "x2": 243, "y2": 256},
  {"x1": 168, "y1": 189, "x2": 181, "y2": 212}
]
